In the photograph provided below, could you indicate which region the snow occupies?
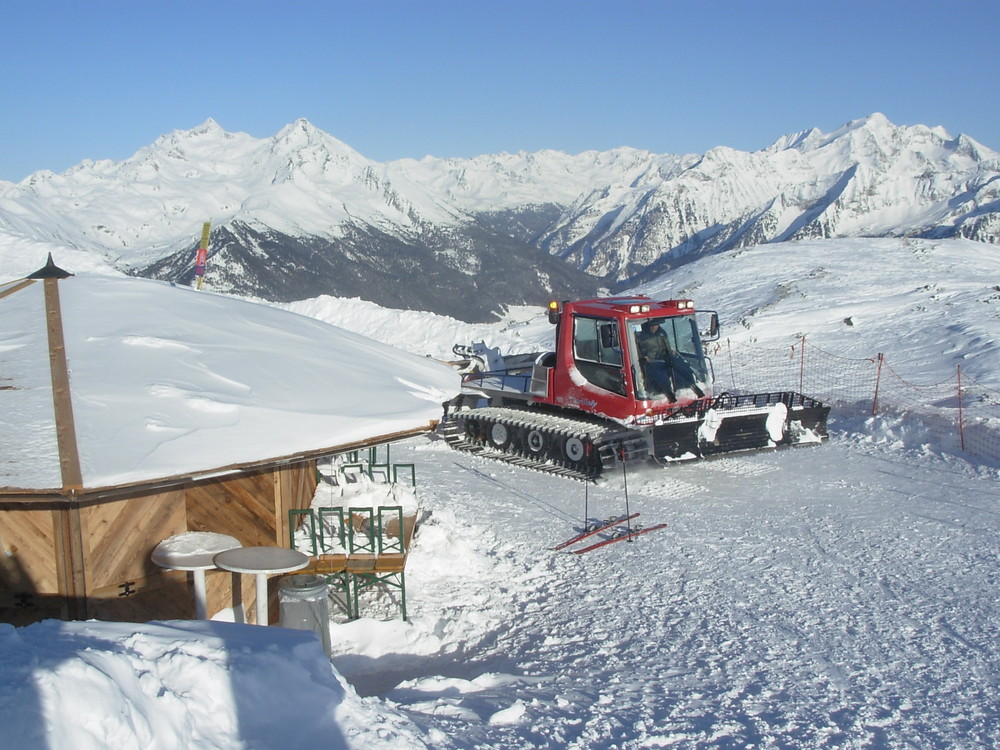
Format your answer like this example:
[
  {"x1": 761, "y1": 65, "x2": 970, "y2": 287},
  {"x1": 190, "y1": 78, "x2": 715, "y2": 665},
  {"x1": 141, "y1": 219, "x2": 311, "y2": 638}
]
[
  {"x1": 0, "y1": 273, "x2": 459, "y2": 491},
  {"x1": 635, "y1": 237, "x2": 1000, "y2": 386},
  {"x1": 152, "y1": 532, "x2": 241, "y2": 567},
  {"x1": 353, "y1": 435, "x2": 1000, "y2": 748},
  {"x1": 0, "y1": 618, "x2": 430, "y2": 750},
  {"x1": 2, "y1": 236, "x2": 1000, "y2": 748}
]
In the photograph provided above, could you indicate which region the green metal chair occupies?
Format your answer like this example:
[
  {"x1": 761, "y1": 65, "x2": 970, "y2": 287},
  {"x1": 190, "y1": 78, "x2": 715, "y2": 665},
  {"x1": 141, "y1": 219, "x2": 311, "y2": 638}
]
[{"x1": 347, "y1": 507, "x2": 376, "y2": 554}]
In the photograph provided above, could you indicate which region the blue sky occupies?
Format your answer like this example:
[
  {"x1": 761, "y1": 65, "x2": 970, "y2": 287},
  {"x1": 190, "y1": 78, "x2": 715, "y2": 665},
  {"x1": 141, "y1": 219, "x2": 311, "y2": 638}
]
[{"x1": 2, "y1": 0, "x2": 997, "y2": 182}]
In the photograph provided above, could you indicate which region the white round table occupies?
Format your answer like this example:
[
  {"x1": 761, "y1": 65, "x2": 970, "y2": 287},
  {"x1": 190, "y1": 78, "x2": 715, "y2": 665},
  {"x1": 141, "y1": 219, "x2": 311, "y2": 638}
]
[
  {"x1": 151, "y1": 532, "x2": 242, "y2": 619},
  {"x1": 213, "y1": 547, "x2": 309, "y2": 626}
]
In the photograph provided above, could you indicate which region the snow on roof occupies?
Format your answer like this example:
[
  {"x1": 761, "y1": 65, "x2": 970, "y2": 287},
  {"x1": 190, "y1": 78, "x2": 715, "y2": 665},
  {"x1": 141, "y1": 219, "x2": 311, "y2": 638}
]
[{"x1": 0, "y1": 269, "x2": 459, "y2": 494}]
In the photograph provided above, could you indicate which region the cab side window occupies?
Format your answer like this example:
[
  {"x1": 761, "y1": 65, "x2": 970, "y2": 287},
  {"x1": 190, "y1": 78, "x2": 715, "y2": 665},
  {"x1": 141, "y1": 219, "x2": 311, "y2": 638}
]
[{"x1": 573, "y1": 317, "x2": 625, "y2": 395}]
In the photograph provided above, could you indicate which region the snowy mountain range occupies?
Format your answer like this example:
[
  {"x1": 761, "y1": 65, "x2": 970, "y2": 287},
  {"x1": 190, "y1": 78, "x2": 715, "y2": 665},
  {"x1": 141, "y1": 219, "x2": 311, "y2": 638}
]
[{"x1": 1, "y1": 113, "x2": 997, "y2": 320}]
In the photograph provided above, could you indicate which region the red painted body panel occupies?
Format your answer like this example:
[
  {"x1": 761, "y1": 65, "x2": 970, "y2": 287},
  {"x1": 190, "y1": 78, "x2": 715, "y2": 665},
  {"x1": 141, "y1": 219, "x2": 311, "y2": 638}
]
[{"x1": 530, "y1": 296, "x2": 714, "y2": 423}]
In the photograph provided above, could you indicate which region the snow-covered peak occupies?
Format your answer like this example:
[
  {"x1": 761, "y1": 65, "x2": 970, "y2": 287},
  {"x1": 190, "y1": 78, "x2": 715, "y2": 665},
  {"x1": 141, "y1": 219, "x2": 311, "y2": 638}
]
[
  {"x1": 143, "y1": 119, "x2": 257, "y2": 163},
  {"x1": 266, "y1": 117, "x2": 375, "y2": 185},
  {"x1": 791, "y1": 113, "x2": 998, "y2": 164},
  {"x1": 188, "y1": 117, "x2": 226, "y2": 136},
  {"x1": 848, "y1": 111, "x2": 894, "y2": 133},
  {"x1": 945, "y1": 132, "x2": 995, "y2": 162},
  {"x1": 271, "y1": 118, "x2": 368, "y2": 163},
  {"x1": 389, "y1": 145, "x2": 679, "y2": 212},
  {"x1": 275, "y1": 117, "x2": 348, "y2": 148},
  {"x1": 807, "y1": 112, "x2": 892, "y2": 145},
  {"x1": 760, "y1": 114, "x2": 992, "y2": 167},
  {"x1": 766, "y1": 127, "x2": 824, "y2": 152},
  {"x1": 153, "y1": 117, "x2": 229, "y2": 144},
  {"x1": 762, "y1": 115, "x2": 898, "y2": 156}
]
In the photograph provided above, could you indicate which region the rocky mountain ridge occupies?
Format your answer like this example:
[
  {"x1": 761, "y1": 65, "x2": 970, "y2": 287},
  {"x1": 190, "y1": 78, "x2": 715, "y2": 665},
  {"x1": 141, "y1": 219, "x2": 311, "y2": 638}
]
[{"x1": 1, "y1": 113, "x2": 997, "y2": 320}]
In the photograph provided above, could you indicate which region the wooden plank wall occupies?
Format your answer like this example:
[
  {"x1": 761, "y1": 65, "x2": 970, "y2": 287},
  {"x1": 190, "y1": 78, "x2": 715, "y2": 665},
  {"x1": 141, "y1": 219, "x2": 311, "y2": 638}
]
[
  {"x1": 82, "y1": 489, "x2": 191, "y2": 621},
  {"x1": 89, "y1": 568, "x2": 195, "y2": 623},
  {"x1": 274, "y1": 461, "x2": 319, "y2": 548},
  {"x1": 0, "y1": 495, "x2": 191, "y2": 624},
  {"x1": 185, "y1": 461, "x2": 317, "y2": 548},
  {"x1": 83, "y1": 490, "x2": 186, "y2": 593},
  {"x1": 186, "y1": 469, "x2": 279, "y2": 547},
  {"x1": 0, "y1": 504, "x2": 64, "y2": 624},
  {"x1": 180, "y1": 469, "x2": 277, "y2": 623},
  {"x1": 0, "y1": 458, "x2": 319, "y2": 626},
  {"x1": 0, "y1": 505, "x2": 59, "y2": 592}
]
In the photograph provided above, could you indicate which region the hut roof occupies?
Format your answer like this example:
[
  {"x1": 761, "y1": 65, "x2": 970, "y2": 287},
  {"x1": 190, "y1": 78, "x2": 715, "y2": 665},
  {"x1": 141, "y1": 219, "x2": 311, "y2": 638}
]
[{"x1": 0, "y1": 267, "x2": 459, "y2": 496}]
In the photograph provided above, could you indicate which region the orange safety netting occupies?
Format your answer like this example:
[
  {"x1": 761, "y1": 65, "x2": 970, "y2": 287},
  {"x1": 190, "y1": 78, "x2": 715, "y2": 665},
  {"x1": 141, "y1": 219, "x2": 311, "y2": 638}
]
[{"x1": 710, "y1": 337, "x2": 1000, "y2": 466}]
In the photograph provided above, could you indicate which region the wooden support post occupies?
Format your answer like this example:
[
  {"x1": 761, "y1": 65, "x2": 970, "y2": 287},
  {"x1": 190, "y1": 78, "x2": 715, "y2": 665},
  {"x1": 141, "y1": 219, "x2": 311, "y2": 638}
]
[
  {"x1": 273, "y1": 467, "x2": 293, "y2": 548},
  {"x1": 43, "y1": 278, "x2": 83, "y2": 492},
  {"x1": 52, "y1": 504, "x2": 87, "y2": 620}
]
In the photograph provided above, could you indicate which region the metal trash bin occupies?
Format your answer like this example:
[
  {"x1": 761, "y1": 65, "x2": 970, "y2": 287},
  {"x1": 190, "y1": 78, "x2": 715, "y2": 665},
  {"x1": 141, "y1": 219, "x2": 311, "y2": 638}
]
[{"x1": 278, "y1": 574, "x2": 331, "y2": 655}]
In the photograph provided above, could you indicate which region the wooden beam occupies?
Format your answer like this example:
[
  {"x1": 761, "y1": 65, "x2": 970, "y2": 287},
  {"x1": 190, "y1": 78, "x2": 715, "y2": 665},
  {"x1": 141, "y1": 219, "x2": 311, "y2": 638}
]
[
  {"x1": 0, "y1": 279, "x2": 36, "y2": 301},
  {"x1": 273, "y1": 466, "x2": 291, "y2": 548},
  {"x1": 43, "y1": 278, "x2": 83, "y2": 492}
]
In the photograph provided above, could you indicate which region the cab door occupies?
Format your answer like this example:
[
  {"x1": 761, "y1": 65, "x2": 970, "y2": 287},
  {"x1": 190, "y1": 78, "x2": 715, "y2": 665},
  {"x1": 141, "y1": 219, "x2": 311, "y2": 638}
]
[{"x1": 550, "y1": 316, "x2": 639, "y2": 420}]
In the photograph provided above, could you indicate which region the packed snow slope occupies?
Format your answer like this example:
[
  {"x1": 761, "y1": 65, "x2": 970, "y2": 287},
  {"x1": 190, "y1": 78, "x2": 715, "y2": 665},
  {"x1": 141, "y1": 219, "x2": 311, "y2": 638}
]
[
  {"x1": 289, "y1": 237, "x2": 1000, "y2": 388},
  {"x1": 2, "y1": 236, "x2": 999, "y2": 748},
  {"x1": 636, "y1": 236, "x2": 1000, "y2": 386},
  {"x1": 3, "y1": 436, "x2": 998, "y2": 749}
]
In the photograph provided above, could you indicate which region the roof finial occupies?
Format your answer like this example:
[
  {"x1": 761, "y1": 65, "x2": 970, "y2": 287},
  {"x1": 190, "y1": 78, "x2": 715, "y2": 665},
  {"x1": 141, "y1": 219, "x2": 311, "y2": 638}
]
[{"x1": 27, "y1": 253, "x2": 73, "y2": 279}]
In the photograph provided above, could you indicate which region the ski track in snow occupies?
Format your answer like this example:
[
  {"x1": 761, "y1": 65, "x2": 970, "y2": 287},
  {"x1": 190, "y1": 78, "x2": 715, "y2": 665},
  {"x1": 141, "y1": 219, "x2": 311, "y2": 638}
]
[{"x1": 337, "y1": 435, "x2": 1000, "y2": 749}]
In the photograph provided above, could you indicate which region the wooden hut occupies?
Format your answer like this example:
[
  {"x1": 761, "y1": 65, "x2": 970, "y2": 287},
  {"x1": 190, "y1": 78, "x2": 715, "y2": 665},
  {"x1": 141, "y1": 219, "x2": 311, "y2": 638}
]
[{"x1": 0, "y1": 259, "x2": 456, "y2": 625}]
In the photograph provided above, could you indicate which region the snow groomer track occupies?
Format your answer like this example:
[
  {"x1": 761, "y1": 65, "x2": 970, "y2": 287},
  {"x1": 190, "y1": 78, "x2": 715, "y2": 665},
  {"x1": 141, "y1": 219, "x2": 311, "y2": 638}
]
[{"x1": 438, "y1": 406, "x2": 646, "y2": 481}]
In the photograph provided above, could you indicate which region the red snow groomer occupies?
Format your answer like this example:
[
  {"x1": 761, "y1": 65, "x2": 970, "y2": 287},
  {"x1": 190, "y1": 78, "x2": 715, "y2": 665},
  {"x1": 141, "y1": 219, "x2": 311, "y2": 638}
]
[{"x1": 440, "y1": 296, "x2": 829, "y2": 480}]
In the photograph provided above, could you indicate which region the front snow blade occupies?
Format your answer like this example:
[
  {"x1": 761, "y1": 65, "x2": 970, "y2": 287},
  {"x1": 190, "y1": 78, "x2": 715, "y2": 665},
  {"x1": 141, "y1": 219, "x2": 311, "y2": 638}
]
[{"x1": 652, "y1": 392, "x2": 829, "y2": 460}]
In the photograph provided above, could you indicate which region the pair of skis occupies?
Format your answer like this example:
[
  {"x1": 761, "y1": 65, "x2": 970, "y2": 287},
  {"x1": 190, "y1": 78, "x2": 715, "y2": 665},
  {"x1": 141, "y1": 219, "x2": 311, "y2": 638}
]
[{"x1": 551, "y1": 513, "x2": 666, "y2": 554}]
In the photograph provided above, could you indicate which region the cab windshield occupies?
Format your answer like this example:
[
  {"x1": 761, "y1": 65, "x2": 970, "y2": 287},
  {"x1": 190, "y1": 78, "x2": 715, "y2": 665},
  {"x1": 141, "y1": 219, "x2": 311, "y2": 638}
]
[{"x1": 627, "y1": 315, "x2": 710, "y2": 401}]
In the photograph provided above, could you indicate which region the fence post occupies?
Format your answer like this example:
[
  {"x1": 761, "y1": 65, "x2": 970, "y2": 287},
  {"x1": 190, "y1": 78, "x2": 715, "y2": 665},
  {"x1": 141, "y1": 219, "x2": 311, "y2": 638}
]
[
  {"x1": 726, "y1": 338, "x2": 735, "y2": 391},
  {"x1": 957, "y1": 364, "x2": 965, "y2": 451},
  {"x1": 871, "y1": 353, "x2": 884, "y2": 415},
  {"x1": 798, "y1": 336, "x2": 806, "y2": 395}
]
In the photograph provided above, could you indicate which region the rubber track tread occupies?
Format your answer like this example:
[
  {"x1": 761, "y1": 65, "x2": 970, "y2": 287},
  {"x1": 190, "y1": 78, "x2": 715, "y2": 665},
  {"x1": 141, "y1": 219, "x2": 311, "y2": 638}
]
[{"x1": 440, "y1": 406, "x2": 643, "y2": 481}]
